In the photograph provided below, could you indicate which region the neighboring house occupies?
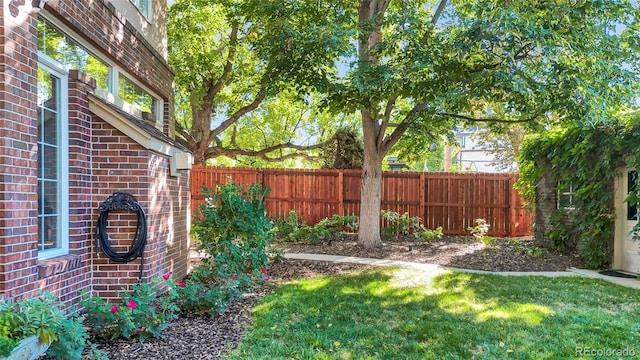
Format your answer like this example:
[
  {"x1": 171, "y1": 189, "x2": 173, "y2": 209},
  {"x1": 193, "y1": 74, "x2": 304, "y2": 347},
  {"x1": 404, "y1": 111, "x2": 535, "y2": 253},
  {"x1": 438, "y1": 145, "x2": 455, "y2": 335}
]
[
  {"x1": 0, "y1": 0, "x2": 192, "y2": 308},
  {"x1": 447, "y1": 127, "x2": 516, "y2": 173}
]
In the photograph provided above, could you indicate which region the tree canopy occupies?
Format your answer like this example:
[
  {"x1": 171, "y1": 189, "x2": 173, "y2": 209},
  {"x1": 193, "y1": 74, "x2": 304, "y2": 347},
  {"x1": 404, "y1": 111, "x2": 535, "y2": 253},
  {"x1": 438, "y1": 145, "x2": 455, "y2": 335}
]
[
  {"x1": 171, "y1": 0, "x2": 640, "y2": 248},
  {"x1": 243, "y1": 0, "x2": 639, "y2": 248},
  {"x1": 168, "y1": 0, "x2": 348, "y2": 165}
]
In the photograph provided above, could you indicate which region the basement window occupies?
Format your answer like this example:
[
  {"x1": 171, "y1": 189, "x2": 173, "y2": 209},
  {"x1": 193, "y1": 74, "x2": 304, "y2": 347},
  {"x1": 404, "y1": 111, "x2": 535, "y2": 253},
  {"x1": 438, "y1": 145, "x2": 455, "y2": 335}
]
[{"x1": 558, "y1": 183, "x2": 577, "y2": 210}]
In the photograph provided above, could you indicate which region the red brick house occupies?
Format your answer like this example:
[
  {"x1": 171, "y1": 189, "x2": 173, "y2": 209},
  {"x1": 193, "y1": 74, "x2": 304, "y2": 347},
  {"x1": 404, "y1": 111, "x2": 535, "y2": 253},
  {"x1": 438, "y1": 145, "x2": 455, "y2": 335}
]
[{"x1": 0, "y1": 0, "x2": 192, "y2": 308}]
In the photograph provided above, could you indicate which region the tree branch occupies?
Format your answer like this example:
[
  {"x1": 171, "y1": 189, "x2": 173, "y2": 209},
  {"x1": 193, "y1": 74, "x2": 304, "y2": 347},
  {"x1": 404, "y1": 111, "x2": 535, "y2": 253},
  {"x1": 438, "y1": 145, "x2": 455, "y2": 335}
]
[
  {"x1": 382, "y1": 100, "x2": 431, "y2": 154},
  {"x1": 174, "y1": 120, "x2": 196, "y2": 147},
  {"x1": 211, "y1": 87, "x2": 267, "y2": 138},
  {"x1": 204, "y1": 140, "x2": 327, "y2": 162},
  {"x1": 436, "y1": 112, "x2": 539, "y2": 123},
  {"x1": 205, "y1": 24, "x2": 239, "y2": 103},
  {"x1": 421, "y1": 0, "x2": 448, "y2": 43},
  {"x1": 377, "y1": 94, "x2": 399, "y2": 147}
]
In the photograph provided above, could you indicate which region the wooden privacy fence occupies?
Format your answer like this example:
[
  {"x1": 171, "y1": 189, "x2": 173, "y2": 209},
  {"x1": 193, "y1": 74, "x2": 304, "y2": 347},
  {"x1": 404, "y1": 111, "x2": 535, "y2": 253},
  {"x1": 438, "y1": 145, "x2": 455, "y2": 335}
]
[{"x1": 191, "y1": 165, "x2": 533, "y2": 237}]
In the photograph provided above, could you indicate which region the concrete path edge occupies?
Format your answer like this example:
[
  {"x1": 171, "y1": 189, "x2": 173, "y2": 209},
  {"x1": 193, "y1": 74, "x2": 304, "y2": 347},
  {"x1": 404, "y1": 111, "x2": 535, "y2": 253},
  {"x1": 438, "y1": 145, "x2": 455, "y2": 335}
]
[{"x1": 284, "y1": 253, "x2": 640, "y2": 290}]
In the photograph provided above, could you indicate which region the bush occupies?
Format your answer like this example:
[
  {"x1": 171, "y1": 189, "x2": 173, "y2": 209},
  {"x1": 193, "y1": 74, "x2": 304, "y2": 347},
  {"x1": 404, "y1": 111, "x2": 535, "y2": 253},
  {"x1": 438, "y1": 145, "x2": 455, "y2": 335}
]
[
  {"x1": 381, "y1": 210, "x2": 422, "y2": 236},
  {"x1": 468, "y1": 218, "x2": 494, "y2": 245},
  {"x1": 287, "y1": 214, "x2": 358, "y2": 244},
  {"x1": 81, "y1": 273, "x2": 180, "y2": 342},
  {"x1": 187, "y1": 182, "x2": 272, "y2": 313},
  {"x1": 381, "y1": 210, "x2": 442, "y2": 242},
  {"x1": 272, "y1": 210, "x2": 303, "y2": 242},
  {"x1": 0, "y1": 292, "x2": 66, "y2": 357},
  {"x1": 416, "y1": 226, "x2": 443, "y2": 242},
  {"x1": 48, "y1": 316, "x2": 107, "y2": 360}
]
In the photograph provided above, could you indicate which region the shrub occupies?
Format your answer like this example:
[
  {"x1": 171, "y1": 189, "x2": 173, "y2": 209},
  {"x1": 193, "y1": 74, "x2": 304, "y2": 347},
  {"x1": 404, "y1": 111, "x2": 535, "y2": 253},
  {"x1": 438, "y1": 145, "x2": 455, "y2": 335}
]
[
  {"x1": 380, "y1": 210, "x2": 442, "y2": 242},
  {"x1": 48, "y1": 316, "x2": 107, "y2": 360},
  {"x1": 187, "y1": 182, "x2": 272, "y2": 313},
  {"x1": 468, "y1": 218, "x2": 494, "y2": 245},
  {"x1": 81, "y1": 273, "x2": 180, "y2": 342},
  {"x1": 272, "y1": 210, "x2": 303, "y2": 242},
  {"x1": 416, "y1": 226, "x2": 443, "y2": 242},
  {"x1": 288, "y1": 214, "x2": 359, "y2": 244},
  {"x1": 0, "y1": 292, "x2": 66, "y2": 357},
  {"x1": 381, "y1": 210, "x2": 422, "y2": 236}
]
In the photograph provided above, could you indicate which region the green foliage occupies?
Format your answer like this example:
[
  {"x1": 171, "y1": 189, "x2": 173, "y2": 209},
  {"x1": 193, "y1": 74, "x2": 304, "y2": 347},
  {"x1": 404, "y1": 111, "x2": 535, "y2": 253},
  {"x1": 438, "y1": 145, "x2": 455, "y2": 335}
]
[
  {"x1": 286, "y1": 214, "x2": 359, "y2": 244},
  {"x1": 415, "y1": 226, "x2": 444, "y2": 243},
  {"x1": 272, "y1": 210, "x2": 303, "y2": 242},
  {"x1": 0, "y1": 293, "x2": 68, "y2": 357},
  {"x1": 193, "y1": 182, "x2": 272, "y2": 285},
  {"x1": 381, "y1": 210, "x2": 422, "y2": 236},
  {"x1": 81, "y1": 274, "x2": 180, "y2": 342},
  {"x1": 510, "y1": 239, "x2": 544, "y2": 258},
  {"x1": 0, "y1": 311, "x2": 19, "y2": 357},
  {"x1": 321, "y1": 127, "x2": 364, "y2": 169},
  {"x1": 381, "y1": 210, "x2": 443, "y2": 242},
  {"x1": 48, "y1": 316, "x2": 108, "y2": 360},
  {"x1": 467, "y1": 218, "x2": 494, "y2": 245},
  {"x1": 517, "y1": 122, "x2": 640, "y2": 268},
  {"x1": 168, "y1": 1, "x2": 347, "y2": 166},
  {"x1": 185, "y1": 182, "x2": 273, "y2": 314}
]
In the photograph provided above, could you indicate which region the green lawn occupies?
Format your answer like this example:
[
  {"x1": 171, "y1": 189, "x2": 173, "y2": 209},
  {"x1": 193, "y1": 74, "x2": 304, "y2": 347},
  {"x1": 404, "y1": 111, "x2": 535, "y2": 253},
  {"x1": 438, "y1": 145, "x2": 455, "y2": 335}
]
[{"x1": 227, "y1": 268, "x2": 640, "y2": 359}]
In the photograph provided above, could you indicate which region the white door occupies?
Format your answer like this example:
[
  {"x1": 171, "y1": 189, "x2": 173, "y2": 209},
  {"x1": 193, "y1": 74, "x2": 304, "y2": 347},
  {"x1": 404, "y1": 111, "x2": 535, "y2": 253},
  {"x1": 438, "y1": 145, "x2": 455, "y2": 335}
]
[{"x1": 616, "y1": 170, "x2": 640, "y2": 273}]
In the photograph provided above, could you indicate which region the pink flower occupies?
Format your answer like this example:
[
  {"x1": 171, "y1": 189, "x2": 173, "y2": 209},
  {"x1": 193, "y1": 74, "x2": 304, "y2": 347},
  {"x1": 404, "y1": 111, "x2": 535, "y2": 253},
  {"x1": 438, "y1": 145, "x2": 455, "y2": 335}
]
[
  {"x1": 178, "y1": 281, "x2": 185, "y2": 288},
  {"x1": 110, "y1": 305, "x2": 118, "y2": 314},
  {"x1": 162, "y1": 271, "x2": 173, "y2": 280},
  {"x1": 260, "y1": 268, "x2": 267, "y2": 274},
  {"x1": 263, "y1": 276, "x2": 270, "y2": 282},
  {"x1": 127, "y1": 300, "x2": 137, "y2": 310}
]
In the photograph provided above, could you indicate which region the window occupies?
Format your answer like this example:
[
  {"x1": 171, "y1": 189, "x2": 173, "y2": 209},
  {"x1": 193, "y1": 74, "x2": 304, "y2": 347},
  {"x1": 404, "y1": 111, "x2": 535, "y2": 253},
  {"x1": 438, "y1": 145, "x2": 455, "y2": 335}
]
[
  {"x1": 558, "y1": 183, "x2": 577, "y2": 210},
  {"x1": 37, "y1": 18, "x2": 163, "y2": 126},
  {"x1": 628, "y1": 170, "x2": 637, "y2": 220},
  {"x1": 131, "y1": 0, "x2": 152, "y2": 20},
  {"x1": 37, "y1": 62, "x2": 69, "y2": 259},
  {"x1": 119, "y1": 74, "x2": 155, "y2": 115},
  {"x1": 38, "y1": 20, "x2": 109, "y2": 91}
]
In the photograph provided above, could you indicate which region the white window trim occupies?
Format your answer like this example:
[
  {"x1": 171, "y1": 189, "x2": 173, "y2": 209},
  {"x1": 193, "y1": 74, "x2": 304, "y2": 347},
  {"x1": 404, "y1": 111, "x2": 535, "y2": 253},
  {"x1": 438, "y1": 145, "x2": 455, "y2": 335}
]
[
  {"x1": 558, "y1": 183, "x2": 577, "y2": 211},
  {"x1": 38, "y1": 55, "x2": 70, "y2": 259},
  {"x1": 130, "y1": 0, "x2": 153, "y2": 21},
  {"x1": 39, "y1": 12, "x2": 164, "y2": 127}
]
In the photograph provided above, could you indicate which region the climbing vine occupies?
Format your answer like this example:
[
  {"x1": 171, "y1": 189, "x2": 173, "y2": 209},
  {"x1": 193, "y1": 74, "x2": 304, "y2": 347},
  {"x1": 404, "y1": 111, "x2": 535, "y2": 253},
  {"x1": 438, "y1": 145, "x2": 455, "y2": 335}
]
[{"x1": 518, "y1": 121, "x2": 640, "y2": 268}]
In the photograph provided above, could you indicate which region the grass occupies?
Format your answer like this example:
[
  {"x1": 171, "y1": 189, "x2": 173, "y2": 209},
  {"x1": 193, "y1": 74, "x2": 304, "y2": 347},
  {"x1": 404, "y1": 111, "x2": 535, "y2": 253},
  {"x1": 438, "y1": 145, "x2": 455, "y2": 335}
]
[{"x1": 227, "y1": 268, "x2": 640, "y2": 359}]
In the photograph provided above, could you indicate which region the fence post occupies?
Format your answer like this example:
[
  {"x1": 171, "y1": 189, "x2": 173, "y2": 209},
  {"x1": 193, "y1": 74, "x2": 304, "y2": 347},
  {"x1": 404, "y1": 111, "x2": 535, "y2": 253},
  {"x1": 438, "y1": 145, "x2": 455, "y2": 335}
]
[
  {"x1": 508, "y1": 174, "x2": 516, "y2": 237},
  {"x1": 419, "y1": 172, "x2": 426, "y2": 227},
  {"x1": 338, "y1": 171, "x2": 344, "y2": 216}
]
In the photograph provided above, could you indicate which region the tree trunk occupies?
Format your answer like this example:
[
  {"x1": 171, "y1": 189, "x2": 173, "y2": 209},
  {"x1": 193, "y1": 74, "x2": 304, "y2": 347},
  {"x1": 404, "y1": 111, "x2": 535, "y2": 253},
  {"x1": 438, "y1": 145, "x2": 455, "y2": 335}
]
[
  {"x1": 358, "y1": 109, "x2": 384, "y2": 249},
  {"x1": 191, "y1": 99, "x2": 214, "y2": 166},
  {"x1": 358, "y1": 151, "x2": 384, "y2": 248}
]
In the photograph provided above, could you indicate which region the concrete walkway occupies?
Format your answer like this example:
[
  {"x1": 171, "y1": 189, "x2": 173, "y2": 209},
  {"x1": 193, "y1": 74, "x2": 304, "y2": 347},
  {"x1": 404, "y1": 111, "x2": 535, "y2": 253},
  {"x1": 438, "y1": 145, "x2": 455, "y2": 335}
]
[{"x1": 284, "y1": 253, "x2": 640, "y2": 290}]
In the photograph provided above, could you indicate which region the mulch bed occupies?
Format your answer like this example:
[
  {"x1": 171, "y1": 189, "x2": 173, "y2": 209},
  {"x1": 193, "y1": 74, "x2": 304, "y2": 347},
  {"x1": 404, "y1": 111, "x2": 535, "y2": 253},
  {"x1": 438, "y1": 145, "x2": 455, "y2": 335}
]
[
  {"x1": 74, "y1": 235, "x2": 585, "y2": 359},
  {"x1": 276, "y1": 234, "x2": 585, "y2": 272}
]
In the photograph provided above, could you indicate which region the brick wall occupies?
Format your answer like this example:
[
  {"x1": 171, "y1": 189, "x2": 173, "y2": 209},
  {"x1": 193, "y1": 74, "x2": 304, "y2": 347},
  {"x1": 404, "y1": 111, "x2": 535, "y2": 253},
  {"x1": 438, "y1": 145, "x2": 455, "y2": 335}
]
[
  {"x1": 0, "y1": 1, "x2": 40, "y2": 299},
  {"x1": 43, "y1": 0, "x2": 173, "y2": 97},
  {"x1": 0, "y1": 1, "x2": 190, "y2": 308},
  {"x1": 90, "y1": 122, "x2": 142, "y2": 300},
  {"x1": 534, "y1": 171, "x2": 556, "y2": 243}
]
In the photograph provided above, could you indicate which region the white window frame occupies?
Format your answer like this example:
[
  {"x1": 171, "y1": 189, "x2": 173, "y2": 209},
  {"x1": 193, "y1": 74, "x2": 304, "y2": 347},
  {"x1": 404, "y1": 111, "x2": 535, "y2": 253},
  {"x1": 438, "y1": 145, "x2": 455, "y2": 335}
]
[
  {"x1": 130, "y1": 0, "x2": 152, "y2": 21},
  {"x1": 37, "y1": 55, "x2": 70, "y2": 259},
  {"x1": 39, "y1": 14, "x2": 164, "y2": 128},
  {"x1": 558, "y1": 183, "x2": 577, "y2": 210}
]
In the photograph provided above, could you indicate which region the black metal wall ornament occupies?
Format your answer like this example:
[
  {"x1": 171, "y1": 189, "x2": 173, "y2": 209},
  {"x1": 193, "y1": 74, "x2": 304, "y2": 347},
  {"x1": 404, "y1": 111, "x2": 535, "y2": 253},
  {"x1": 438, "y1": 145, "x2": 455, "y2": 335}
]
[{"x1": 96, "y1": 192, "x2": 147, "y2": 280}]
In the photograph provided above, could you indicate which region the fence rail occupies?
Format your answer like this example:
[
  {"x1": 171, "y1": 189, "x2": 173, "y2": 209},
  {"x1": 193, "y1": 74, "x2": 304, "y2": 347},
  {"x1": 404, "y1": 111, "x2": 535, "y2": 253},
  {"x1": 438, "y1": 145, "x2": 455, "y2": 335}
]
[{"x1": 191, "y1": 165, "x2": 533, "y2": 237}]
